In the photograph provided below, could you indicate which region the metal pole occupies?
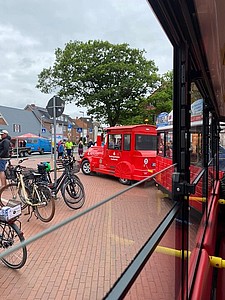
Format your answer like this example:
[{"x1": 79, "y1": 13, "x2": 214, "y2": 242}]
[
  {"x1": 79, "y1": 111, "x2": 84, "y2": 141},
  {"x1": 40, "y1": 117, "x2": 42, "y2": 137},
  {"x1": 51, "y1": 124, "x2": 53, "y2": 159},
  {"x1": 16, "y1": 138, "x2": 19, "y2": 161},
  {"x1": 53, "y1": 96, "x2": 57, "y2": 182}
]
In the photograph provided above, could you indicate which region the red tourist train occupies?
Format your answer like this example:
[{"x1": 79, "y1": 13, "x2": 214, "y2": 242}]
[
  {"x1": 155, "y1": 102, "x2": 203, "y2": 213},
  {"x1": 154, "y1": 101, "x2": 225, "y2": 214},
  {"x1": 80, "y1": 124, "x2": 157, "y2": 184}
]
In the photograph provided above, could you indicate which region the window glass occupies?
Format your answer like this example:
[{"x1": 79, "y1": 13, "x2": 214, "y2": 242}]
[
  {"x1": 190, "y1": 132, "x2": 202, "y2": 165},
  {"x1": 135, "y1": 134, "x2": 157, "y2": 150},
  {"x1": 27, "y1": 139, "x2": 38, "y2": 144},
  {"x1": 157, "y1": 133, "x2": 165, "y2": 156},
  {"x1": 108, "y1": 134, "x2": 122, "y2": 150},
  {"x1": 123, "y1": 134, "x2": 131, "y2": 151},
  {"x1": 165, "y1": 132, "x2": 173, "y2": 158}
]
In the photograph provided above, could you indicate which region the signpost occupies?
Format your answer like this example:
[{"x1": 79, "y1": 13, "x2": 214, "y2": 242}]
[{"x1": 46, "y1": 96, "x2": 65, "y2": 181}]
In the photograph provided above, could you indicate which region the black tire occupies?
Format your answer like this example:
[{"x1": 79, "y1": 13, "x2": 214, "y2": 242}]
[
  {"x1": 0, "y1": 222, "x2": 27, "y2": 269},
  {"x1": 62, "y1": 177, "x2": 85, "y2": 209},
  {"x1": 0, "y1": 183, "x2": 28, "y2": 210},
  {"x1": 70, "y1": 174, "x2": 82, "y2": 183},
  {"x1": 81, "y1": 160, "x2": 91, "y2": 175},
  {"x1": 118, "y1": 178, "x2": 131, "y2": 185},
  {"x1": 35, "y1": 185, "x2": 55, "y2": 222}
]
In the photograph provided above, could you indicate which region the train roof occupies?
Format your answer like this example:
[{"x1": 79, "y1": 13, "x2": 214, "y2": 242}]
[
  {"x1": 147, "y1": 0, "x2": 225, "y2": 121},
  {"x1": 105, "y1": 124, "x2": 156, "y2": 131}
]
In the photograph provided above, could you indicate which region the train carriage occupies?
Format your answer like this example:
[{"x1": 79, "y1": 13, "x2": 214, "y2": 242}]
[{"x1": 81, "y1": 124, "x2": 157, "y2": 184}]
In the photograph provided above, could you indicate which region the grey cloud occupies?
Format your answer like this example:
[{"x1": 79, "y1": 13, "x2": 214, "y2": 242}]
[{"x1": 0, "y1": 0, "x2": 173, "y2": 116}]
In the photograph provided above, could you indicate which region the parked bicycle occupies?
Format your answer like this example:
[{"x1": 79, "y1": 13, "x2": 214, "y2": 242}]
[
  {"x1": 0, "y1": 214, "x2": 27, "y2": 269},
  {"x1": 37, "y1": 156, "x2": 85, "y2": 210},
  {"x1": 0, "y1": 158, "x2": 55, "y2": 222}
]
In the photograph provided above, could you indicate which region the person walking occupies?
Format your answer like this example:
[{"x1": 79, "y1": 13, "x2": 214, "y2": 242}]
[
  {"x1": 57, "y1": 141, "x2": 65, "y2": 159},
  {"x1": 78, "y1": 139, "x2": 84, "y2": 158},
  {"x1": 87, "y1": 139, "x2": 94, "y2": 148},
  {"x1": 0, "y1": 130, "x2": 11, "y2": 187},
  {"x1": 65, "y1": 139, "x2": 73, "y2": 157}
]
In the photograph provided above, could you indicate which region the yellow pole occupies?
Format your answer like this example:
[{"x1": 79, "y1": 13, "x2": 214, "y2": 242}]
[{"x1": 156, "y1": 245, "x2": 225, "y2": 268}]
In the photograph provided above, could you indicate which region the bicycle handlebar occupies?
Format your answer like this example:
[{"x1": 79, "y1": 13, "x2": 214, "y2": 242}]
[
  {"x1": 12, "y1": 158, "x2": 29, "y2": 172},
  {"x1": 57, "y1": 156, "x2": 76, "y2": 166},
  {"x1": 18, "y1": 158, "x2": 29, "y2": 164}
]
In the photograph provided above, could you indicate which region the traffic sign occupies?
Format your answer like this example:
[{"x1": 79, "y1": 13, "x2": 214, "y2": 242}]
[
  {"x1": 77, "y1": 128, "x2": 82, "y2": 133},
  {"x1": 42, "y1": 128, "x2": 46, "y2": 133},
  {"x1": 68, "y1": 123, "x2": 72, "y2": 129},
  {"x1": 46, "y1": 96, "x2": 65, "y2": 118}
]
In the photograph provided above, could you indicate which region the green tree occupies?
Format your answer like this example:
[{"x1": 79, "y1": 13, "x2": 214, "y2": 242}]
[
  {"x1": 144, "y1": 70, "x2": 173, "y2": 123},
  {"x1": 36, "y1": 40, "x2": 160, "y2": 126},
  {"x1": 190, "y1": 83, "x2": 202, "y2": 103}
]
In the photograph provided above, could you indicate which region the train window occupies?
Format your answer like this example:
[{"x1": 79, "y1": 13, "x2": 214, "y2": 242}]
[
  {"x1": 135, "y1": 134, "x2": 157, "y2": 150},
  {"x1": 108, "y1": 134, "x2": 122, "y2": 150},
  {"x1": 123, "y1": 134, "x2": 131, "y2": 151},
  {"x1": 165, "y1": 133, "x2": 173, "y2": 158},
  {"x1": 158, "y1": 133, "x2": 165, "y2": 156},
  {"x1": 166, "y1": 141, "x2": 173, "y2": 158},
  {"x1": 190, "y1": 132, "x2": 202, "y2": 165}
]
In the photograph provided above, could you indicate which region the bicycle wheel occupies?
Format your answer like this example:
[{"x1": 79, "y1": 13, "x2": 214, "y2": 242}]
[
  {"x1": 0, "y1": 222, "x2": 27, "y2": 269},
  {"x1": 0, "y1": 183, "x2": 28, "y2": 210},
  {"x1": 35, "y1": 184, "x2": 55, "y2": 222},
  {"x1": 62, "y1": 177, "x2": 85, "y2": 209}
]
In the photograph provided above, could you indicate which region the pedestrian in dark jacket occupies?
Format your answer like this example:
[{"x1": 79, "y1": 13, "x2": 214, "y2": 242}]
[
  {"x1": 87, "y1": 139, "x2": 94, "y2": 148},
  {"x1": 0, "y1": 130, "x2": 11, "y2": 187},
  {"x1": 57, "y1": 142, "x2": 65, "y2": 159},
  {"x1": 78, "y1": 140, "x2": 84, "y2": 157}
]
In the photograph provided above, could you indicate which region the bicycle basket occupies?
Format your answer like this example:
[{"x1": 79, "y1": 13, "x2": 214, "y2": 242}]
[
  {"x1": 37, "y1": 163, "x2": 48, "y2": 174},
  {"x1": 5, "y1": 165, "x2": 17, "y2": 180}
]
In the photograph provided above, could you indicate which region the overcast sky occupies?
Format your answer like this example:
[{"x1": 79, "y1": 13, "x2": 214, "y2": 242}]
[{"x1": 0, "y1": 0, "x2": 173, "y2": 118}]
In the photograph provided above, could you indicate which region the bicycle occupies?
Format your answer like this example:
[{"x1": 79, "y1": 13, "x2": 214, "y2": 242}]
[
  {"x1": 38, "y1": 156, "x2": 85, "y2": 210},
  {"x1": 0, "y1": 214, "x2": 27, "y2": 269},
  {"x1": 0, "y1": 158, "x2": 55, "y2": 222}
]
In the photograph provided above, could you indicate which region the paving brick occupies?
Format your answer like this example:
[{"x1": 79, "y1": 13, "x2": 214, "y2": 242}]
[{"x1": 0, "y1": 155, "x2": 181, "y2": 299}]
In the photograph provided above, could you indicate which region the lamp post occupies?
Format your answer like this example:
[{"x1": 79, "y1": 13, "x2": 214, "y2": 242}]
[{"x1": 79, "y1": 111, "x2": 84, "y2": 141}]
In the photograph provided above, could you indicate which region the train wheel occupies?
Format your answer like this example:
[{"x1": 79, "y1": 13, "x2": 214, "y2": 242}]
[
  {"x1": 81, "y1": 160, "x2": 92, "y2": 175},
  {"x1": 118, "y1": 178, "x2": 131, "y2": 185}
]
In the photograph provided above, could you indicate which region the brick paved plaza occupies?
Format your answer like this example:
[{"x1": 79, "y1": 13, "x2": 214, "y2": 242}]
[{"x1": 0, "y1": 155, "x2": 177, "y2": 300}]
